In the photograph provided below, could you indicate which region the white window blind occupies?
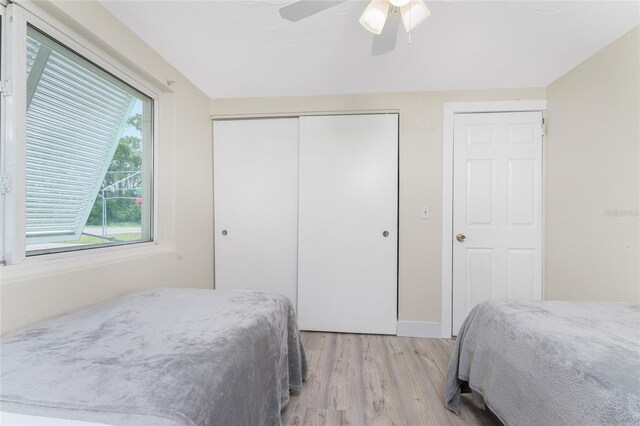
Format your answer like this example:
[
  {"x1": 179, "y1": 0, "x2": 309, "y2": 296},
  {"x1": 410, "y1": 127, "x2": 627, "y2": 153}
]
[{"x1": 25, "y1": 27, "x2": 139, "y2": 244}]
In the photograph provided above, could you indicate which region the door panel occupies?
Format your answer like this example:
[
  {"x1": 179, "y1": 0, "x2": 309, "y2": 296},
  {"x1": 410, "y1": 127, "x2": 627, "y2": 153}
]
[
  {"x1": 507, "y1": 248, "x2": 537, "y2": 299},
  {"x1": 508, "y1": 159, "x2": 537, "y2": 225},
  {"x1": 297, "y1": 114, "x2": 398, "y2": 334},
  {"x1": 213, "y1": 118, "x2": 299, "y2": 310},
  {"x1": 466, "y1": 160, "x2": 494, "y2": 225},
  {"x1": 452, "y1": 112, "x2": 542, "y2": 334},
  {"x1": 466, "y1": 248, "x2": 494, "y2": 309}
]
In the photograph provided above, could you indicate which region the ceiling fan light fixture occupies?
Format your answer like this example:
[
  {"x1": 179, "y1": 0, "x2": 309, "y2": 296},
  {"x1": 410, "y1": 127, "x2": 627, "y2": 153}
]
[
  {"x1": 359, "y1": 0, "x2": 390, "y2": 35},
  {"x1": 389, "y1": 0, "x2": 411, "y2": 6},
  {"x1": 400, "y1": 0, "x2": 431, "y2": 32}
]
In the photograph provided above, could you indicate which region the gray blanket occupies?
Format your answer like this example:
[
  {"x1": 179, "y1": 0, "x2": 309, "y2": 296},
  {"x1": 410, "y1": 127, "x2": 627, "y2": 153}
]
[
  {"x1": 1, "y1": 288, "x2": 307, "y2": 426},
  {"x1": 445, "y1": 299, "x2": 640, "y2": 425}
]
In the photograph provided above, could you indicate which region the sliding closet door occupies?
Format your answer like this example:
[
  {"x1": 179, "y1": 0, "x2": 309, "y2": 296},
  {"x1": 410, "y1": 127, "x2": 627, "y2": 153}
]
[
  {"x1": 298, "y1": 114, "x2": 398, "y2": 334},
  {"x1": 213, "y1": 118, "x2": 299, "y2": 309}
]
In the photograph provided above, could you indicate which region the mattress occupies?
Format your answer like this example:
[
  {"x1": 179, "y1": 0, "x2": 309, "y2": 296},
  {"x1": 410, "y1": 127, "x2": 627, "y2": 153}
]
[
  {"x1": 1, "y1": 288, "x2": 307, "y2": 426},
  {"x1": 445, "y1": 299, "x2": 640, "y2": 425}
]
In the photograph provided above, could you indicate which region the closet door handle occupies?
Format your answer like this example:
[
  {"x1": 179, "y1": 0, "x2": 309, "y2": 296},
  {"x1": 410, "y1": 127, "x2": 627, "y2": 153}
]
[
  {"x1": 221, "y1": 230, "x2": 228, "y2": 236},
  {"x1": 382, "y1": 231, "x2": 389, "y2": 237}
]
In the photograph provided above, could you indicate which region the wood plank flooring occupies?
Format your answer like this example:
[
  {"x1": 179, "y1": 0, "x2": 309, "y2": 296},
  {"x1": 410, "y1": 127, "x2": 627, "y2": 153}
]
[{"x1": 282, "y1": 332, "x2": 499, "y2": 426}]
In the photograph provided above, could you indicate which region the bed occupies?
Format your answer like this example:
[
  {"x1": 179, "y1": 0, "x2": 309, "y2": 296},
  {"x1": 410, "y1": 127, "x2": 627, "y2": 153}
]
[
  {"x1": 0, "y1": 288, "x2": 307, "y2": 426},
  {"x1": 445, "y1": 299, "x2": 640, "y2": 425}
]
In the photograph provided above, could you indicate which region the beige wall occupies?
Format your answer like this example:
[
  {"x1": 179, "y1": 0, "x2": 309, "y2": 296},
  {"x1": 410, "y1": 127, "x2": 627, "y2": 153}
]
[
  {"x1": 545, "y1": 26, "x2": 640, "y2": 302},
  {"x1": 1, "y1": 1, "x2": 214, "y2": 333},
  {"x1": 210, "y1": 88, "x2": 546, "y2": 323}
]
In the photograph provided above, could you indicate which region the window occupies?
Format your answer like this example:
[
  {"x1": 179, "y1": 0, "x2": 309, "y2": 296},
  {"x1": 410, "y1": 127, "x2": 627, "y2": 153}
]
[{"x1": 24, "y1": 26, "x2": 153, "y2": 256}]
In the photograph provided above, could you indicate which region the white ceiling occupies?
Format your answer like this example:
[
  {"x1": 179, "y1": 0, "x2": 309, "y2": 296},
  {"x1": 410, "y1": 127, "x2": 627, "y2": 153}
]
[{"x1": 101, "y1": 1, "x2": 639, "y2": 99}]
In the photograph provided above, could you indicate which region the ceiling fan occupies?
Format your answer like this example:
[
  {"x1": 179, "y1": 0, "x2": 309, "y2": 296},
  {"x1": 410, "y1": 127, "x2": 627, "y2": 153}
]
[{"x1": 279, "y1": 0, "x2": 431, "y2": 55}]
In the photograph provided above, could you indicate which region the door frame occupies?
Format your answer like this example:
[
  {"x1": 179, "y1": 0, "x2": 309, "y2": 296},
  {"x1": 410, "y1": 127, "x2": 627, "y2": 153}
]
[{"x1": 440, "y1": 100, "x2": 547, "y2": 338}]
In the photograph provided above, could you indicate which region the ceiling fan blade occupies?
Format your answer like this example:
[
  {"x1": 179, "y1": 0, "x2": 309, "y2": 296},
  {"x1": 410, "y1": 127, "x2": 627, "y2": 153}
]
[
  {"x1": 371, "y1": 7, "x2": 401, "y2": 56},
  {"x1": 279, "y1": 0, "x2": 346, "y2": 22}
]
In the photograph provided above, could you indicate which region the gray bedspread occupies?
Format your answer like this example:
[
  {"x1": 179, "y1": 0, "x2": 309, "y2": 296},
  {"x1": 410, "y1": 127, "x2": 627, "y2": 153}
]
[
  {"x1": 445, "y1": 299, "x2": 640, "y2": 425},
  {"x1": 1, "y1": 288, "x2": 307, "y2": 426}
]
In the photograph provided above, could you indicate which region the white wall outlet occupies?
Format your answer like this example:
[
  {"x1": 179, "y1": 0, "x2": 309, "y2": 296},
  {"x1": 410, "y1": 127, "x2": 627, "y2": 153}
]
[{"x1": 421, "y1": 206, "x2": 431, "y2": 219}]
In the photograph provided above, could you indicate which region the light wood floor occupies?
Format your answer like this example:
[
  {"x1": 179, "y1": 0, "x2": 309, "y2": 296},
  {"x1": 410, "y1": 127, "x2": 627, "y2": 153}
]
[{"x1": 282, "y1": 332, "x2": 499, "y2": 426}]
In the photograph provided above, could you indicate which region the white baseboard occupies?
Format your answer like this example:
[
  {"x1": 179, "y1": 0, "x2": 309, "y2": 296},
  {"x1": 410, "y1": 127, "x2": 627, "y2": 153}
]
[{"x1": 396, "y1": 321, "x2": 442, "y2": 338}]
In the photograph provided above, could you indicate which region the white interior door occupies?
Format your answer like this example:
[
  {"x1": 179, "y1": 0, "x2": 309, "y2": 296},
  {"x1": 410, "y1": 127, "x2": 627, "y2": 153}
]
[
  {"x1": 297, "y1": 114, "x2": 398, "y2": 334},
  {"x1": 452, "y1": 111, "x2": 543, "y2": 333},
  {"x1": 213, "y1": 118, "x2": 299, "y2": 309}
]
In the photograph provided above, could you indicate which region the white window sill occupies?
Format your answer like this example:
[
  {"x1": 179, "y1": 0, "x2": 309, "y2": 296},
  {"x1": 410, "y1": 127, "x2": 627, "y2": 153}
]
[{"x1": 1, "y1": 242, "x2": 169, "y2": 282}]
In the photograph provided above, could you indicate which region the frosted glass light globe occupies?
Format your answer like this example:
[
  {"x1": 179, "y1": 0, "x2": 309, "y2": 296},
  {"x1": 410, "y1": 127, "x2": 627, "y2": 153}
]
[{"x1": 359, "y1": 0, "x2": 391, "y2": 35}]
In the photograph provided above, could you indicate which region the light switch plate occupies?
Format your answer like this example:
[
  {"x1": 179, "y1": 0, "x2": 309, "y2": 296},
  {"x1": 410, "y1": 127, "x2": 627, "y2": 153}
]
[{"x1": 421, "y1": 206, "x2": 431, "y2": 219}]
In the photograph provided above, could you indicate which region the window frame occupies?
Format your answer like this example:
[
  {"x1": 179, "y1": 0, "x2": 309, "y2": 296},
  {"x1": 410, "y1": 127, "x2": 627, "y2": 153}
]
[
  {"x1": 2, "y1": 3, "x2": 161, "y2": 266},
  {"x1": 1, "y1": 3, "x2": 7, "y2": 265}
]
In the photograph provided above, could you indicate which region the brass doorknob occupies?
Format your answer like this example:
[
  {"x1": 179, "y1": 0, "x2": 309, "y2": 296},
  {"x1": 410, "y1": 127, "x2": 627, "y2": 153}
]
[{"x1": 456, "y1": 233, "x2": 466, "y2": 242}]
